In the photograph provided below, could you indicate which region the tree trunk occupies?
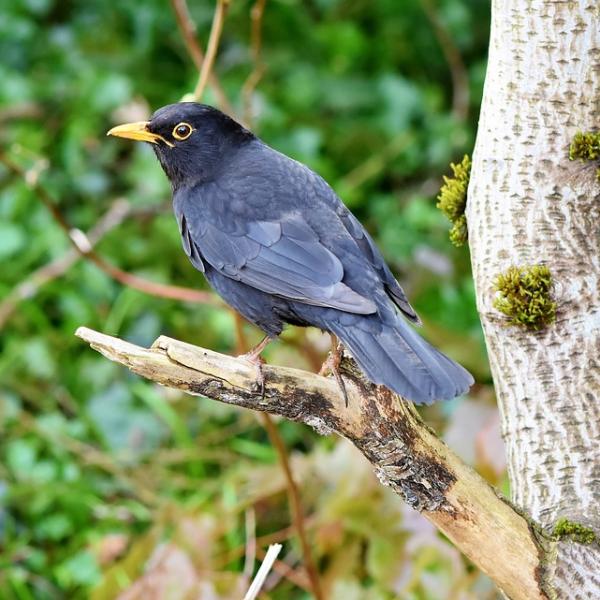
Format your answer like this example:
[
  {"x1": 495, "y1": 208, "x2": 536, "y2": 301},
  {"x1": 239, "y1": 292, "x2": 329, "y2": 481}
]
[{"x1": 467, "y1": 0, "x2": 600, "y2": 596}]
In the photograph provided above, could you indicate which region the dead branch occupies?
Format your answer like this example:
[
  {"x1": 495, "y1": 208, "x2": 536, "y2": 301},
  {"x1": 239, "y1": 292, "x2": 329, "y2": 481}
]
[{"x1": 76, "y1": 326, "x2": 555, "y2": 600}]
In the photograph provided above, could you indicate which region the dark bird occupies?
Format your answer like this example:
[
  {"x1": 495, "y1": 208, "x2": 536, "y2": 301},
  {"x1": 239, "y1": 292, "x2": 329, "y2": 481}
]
[{"x1": 108, "y1": 103, "x2": 473, "y2": 404}]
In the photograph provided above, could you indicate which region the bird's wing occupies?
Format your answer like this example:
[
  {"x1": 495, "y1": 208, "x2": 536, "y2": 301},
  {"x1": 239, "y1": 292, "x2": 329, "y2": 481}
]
[
  {"x1": 180, "y1": 207, "x2": 377, "y2": 315},
  {"x1": 337, "y1": 209, "x2": 420, "y2": 324}
]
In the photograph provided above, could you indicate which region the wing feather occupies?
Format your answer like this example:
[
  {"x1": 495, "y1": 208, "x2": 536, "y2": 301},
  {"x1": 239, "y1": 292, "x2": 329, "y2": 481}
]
[
  {"x1": 339, "y1": 210, "x2": 420, "y2": 323},
  {"x1": 184, "y1": 209, "x2": 376, "y2": 315}
]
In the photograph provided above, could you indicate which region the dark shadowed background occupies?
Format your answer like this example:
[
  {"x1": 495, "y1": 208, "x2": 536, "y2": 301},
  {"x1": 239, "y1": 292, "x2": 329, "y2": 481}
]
[{"x1": 0, "y1": 0, "x2": 501, "y2": 598}]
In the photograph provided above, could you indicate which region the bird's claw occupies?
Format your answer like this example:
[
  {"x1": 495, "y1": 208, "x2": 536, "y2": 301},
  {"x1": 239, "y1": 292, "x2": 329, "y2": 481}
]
[
  {"x1": 239, "y1": 351, "x2": 267, "y2": 397},
  {"x1": 237, "y1": 335, "x2": 272, "y2": 397}
]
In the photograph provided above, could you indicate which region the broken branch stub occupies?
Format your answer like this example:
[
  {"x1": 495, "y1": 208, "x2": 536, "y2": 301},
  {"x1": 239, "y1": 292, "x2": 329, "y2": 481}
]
[{"x1": 75, "y1": 326, "x2": 551, "y2": 599}]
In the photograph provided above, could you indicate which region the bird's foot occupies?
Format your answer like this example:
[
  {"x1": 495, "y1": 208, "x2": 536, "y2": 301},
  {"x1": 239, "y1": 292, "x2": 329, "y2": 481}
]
[
  {"x1": 238, "y1": 335, "x2": 272, "y2": 397},
  {"x1": 319, "y1": 335, "x2": 349, "y2": 407}
]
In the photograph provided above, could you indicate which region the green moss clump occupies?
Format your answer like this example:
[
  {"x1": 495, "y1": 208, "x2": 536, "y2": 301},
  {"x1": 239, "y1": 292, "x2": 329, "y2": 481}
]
[
  {"x1": 437, "y1": 155, "x2": 471, "y2": 247},
  {"x1": 553, "y1": 518, "x2": 597, "y2": 545},
  {"x1": 569, "y1": 131, "x2": 600, "y2": 161},
  {"x1": 493, "y1": 265, "x2": 556, "y2": 330}
]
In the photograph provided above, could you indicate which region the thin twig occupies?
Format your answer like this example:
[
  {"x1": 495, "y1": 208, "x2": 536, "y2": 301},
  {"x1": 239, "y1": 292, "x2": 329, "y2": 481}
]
[
  {"x1": 260, "y1": 413, "x2": 324, "y2": 600},
  {"x1": 213, "y1": 515, "x2": 316, "y2": 568},
  {"x1": 0, "y1": 201, "x2": 167, "y2": 329},
  {"x1": 0, "y1": 102, "x2": 43, "y2": 123},
  {"x1": 263, "y1": 546, "x2": 303, "y2": 592},
  {"x1": 420, "y1": 0, "x2": 469, "y2": 121},
  {"x1": 0, "y1": 239, "x2": 102, "y2": 330},
  {"x1": 232, "y1": 311, "x2": 323, "y2": 600},
  {"x1": 243, "y1": 544, "x2": 283, "y2": 600},
  {"x1": 242, "y1": 0, "x2": 268, "y2": 125},
  {"x1": 193, "y1": 0, "x2": 230, "y2": 102},
  {"x1": 338, "y1": 132, "x2": 413, "y2": 191},
  {"x1": 0, "y1": 150, "x2": 218, "y2": 306},
  {"x1": 169, "y1": 0, "x2": 235, "y2": 115}
]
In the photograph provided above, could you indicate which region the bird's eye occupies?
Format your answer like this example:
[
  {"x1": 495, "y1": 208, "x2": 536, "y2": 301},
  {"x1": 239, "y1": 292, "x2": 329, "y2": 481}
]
[{"x1": 172, "y1": 122, "x2": 193, "y2": 141}]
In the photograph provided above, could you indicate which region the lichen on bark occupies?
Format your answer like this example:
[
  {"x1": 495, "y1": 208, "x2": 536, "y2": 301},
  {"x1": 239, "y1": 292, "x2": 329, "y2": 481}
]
[
  {"x1": 553, "y1": 518, "x2": 597, "y2": 545},
  {"x1": 569, "y1": 131, "x2": 600, "y2": 161},
  {"x1": 569, "y1": 132, "x2": 600, "y2": 181},
  {"x1": 436, "y1": 154, "x2": 471, "y2": 246},
  {"x1": 492, "y1": 265, "x2": 556, "y2": 330}
]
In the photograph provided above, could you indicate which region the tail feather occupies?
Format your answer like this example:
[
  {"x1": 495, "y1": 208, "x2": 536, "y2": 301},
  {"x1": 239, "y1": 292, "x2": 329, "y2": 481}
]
[{"x1": 330, "y1": 316, "x2": 473, "y2": 405}]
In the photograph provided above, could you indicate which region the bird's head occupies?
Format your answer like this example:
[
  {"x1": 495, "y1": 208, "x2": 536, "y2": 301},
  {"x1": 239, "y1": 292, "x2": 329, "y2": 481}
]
[{"x1": 107, "y1": 102, "x2": 254, "y2": 187}]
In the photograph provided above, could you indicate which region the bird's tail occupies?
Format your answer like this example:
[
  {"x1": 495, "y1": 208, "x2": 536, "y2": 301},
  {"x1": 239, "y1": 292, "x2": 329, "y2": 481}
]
[{"x1": 329, "y1": 316, "x2": 473, "y2": 405}]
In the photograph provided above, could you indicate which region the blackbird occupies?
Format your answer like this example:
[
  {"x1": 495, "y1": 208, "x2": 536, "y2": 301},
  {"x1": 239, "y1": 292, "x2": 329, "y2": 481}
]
[{"x1": 108, "y1": 102, "x2": 473, "y2": 404}]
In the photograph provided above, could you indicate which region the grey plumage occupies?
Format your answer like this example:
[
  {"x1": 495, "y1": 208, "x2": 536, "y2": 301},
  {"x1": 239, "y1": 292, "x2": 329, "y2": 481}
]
[{"x1": 117, "y1": 102, "x2": 474, "y2": 404}]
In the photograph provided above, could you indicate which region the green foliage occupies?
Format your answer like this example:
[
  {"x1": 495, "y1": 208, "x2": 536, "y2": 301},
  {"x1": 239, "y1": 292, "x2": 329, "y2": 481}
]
[
  {"x1": 436, "y1": 155, "x2": 471, "y2": 246},
  {"x1": 493, "y1": 265, "x2": 556, "y2": 330},
  {"x1": 553, "y1": 518, "x2": 597, "y2": 545},
  {"x1": 0, "y1": 0, "x2": 494, "y2": 597}
]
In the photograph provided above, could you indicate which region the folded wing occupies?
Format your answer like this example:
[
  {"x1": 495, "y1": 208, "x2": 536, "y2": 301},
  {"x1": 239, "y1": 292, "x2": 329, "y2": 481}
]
[{"x1": 178, "y1": 208, "x2": 377, "y2": 315}]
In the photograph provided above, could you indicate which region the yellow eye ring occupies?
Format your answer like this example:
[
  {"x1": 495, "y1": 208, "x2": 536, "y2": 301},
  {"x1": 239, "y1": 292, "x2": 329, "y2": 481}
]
[{"x1": 172, "y1": 122, "x2": 193, "y2": 141}]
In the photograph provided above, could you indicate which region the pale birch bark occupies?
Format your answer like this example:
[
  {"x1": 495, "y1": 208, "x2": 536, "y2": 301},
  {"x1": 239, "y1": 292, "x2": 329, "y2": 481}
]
[{"x1": 467, "y1": 0, "x2": 600, "y2": 596}]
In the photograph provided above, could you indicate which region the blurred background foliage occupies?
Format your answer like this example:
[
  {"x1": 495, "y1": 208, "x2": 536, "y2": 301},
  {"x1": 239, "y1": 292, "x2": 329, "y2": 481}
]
[{"x1": 0, "y1": 0, "x2": 501, "y2": 598}]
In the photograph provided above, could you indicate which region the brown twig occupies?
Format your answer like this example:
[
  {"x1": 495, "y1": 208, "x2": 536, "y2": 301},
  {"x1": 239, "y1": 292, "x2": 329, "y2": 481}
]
[
  {"x1": 0, "y1": 102, "x2": 43, "y2": 123},
  {"x1": 0, "y1": 200, "x2": 127, "y2": 329},
  {"x1": 0, "y1": 150, "x2": 219, "y2": 306},
  {"x1": 232, "y1": 309, "x2": 323, "y2": 599},
  {"x1": 213, "y1": 515, "x2": 316, "y2": 568},
  {"x1": 169, "y1": 0, "x2": 235, "y2": 115},
  {"x1": 0, "y1": 201, "x2": 169, "y2": 329},
  {"x1": 193, "y1": 0, "x2": 230, "y2": 102},
  {"x1": 420, "y1": 0, "x2": 469, "y2": 121},
  {"x1": 260, "y1": 413, "x2": 324, "y2": 600},
  {"x1": 254, "y1": 546, "x2": 309, "y2": 591},
  {"x1": 242, "y1": 0, "x2": 268, "y2": 125}
]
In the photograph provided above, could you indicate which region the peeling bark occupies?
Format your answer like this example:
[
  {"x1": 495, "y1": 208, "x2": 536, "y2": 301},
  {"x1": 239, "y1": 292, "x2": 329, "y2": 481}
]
[
  {"x1": 467, "y1": 0, "x2": 600, "y2": 596},
  {"x1": 76, "y1": 327, "x2": 551, "y2": 599}
]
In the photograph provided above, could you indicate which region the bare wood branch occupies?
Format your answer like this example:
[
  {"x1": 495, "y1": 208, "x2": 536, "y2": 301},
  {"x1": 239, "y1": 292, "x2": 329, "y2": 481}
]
[{"x1": 75, "y1": 326, "x2": 557, "y2": 600}]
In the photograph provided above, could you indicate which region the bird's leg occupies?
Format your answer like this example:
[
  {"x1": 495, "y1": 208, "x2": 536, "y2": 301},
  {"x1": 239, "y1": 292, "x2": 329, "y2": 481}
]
[
  {"x1": 238, "y1": 335, "x2": 273, "y2": 396},
  {"x1": 319, "y1": 333, "x2": 349, "y2": 407}
]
